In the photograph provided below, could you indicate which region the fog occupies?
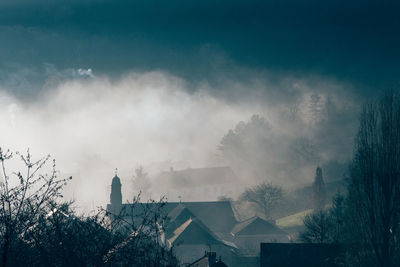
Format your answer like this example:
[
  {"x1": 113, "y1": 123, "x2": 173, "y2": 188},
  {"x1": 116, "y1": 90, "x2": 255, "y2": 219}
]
[{"x1": 0, "y1": 68, "x2": 359, "y2": 210}]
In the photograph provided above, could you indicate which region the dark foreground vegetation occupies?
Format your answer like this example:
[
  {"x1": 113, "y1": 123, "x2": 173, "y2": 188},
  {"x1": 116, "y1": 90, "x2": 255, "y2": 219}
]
[
  {"x1": 0, "y1": 149, "x2": 178, "y2": 266},
  {"x1": 299, "y1": 90, "x2": 400, "y2": 267}
]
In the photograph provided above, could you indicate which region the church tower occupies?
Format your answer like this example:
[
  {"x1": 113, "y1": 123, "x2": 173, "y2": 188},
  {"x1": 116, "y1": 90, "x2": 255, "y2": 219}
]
[{"x1": 110, "y1": 169, "x2": 122, "y2": 206}]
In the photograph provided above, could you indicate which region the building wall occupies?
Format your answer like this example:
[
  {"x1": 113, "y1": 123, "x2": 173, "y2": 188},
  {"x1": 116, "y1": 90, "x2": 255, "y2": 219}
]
[
  {"x1": 260, "y1": 243, "x2": 342, "y2": 267},
  {"x1": 234, "y1": 234, "x2": 289, "y2": 255},
  {"x1": 174, "y1": 244, "x2": 235, "y2": 267}
]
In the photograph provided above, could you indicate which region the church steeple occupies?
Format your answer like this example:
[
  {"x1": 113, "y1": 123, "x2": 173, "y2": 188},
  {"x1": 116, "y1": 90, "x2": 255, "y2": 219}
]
[{"x1": 110, "y1": 168, "x2": 122, "y2": 206}]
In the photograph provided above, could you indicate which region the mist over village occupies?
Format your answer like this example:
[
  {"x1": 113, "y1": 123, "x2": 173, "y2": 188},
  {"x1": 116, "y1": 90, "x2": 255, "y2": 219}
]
[{"x1": 1, "y1": 1, "x2": 400, "y2": 266}]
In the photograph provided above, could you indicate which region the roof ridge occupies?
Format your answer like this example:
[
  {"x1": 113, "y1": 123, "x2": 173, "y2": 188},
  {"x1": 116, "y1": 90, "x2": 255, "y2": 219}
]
[
  {"x1": 231, "y1": 216, "x2": 262, "y2": 235},
  {"x1": 168, "y1": 218, "x2": 193, "y2": 244}
]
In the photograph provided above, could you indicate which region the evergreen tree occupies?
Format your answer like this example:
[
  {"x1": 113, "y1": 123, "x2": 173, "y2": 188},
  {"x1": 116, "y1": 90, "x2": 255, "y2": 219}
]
[
  {"x1": 312, "y1": 166, "x2": 326, "y2": 211},
  {"x1": 345, "y1": 91, "x2": 400, "y2": 267},
  {"x1": 309, "y1": 93, "x2": 322, "y2": 125}
]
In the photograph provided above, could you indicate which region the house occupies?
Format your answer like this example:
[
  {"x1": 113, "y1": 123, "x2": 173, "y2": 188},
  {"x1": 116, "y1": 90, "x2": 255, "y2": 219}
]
[
  {"x1": 260, "y1": 243, "x2": 343, "y2": 267},
  {"x1": 106, "y1": 172, "x2": 289, "y2": 266},
  {"x1": 188, "y1": 251, "x2": 229, "y2": 267},
  {"x1": 231, "y1": 216, "x2": 289, "y2": 255},
  {"x1": 108, "y1": 201, "x2": 239, "y2": 266},
  {"x1": 108, "y1": 200, "x2": 238, "y2": 235},
  {"x1": 166, "y1": 217, "x2": 236, "y2": 266}
]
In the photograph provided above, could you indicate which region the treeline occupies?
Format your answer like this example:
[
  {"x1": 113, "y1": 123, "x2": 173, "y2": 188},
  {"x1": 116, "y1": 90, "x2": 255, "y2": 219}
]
[{"x1": 300, "y1": 90, "x2": 400, "y2": 267}]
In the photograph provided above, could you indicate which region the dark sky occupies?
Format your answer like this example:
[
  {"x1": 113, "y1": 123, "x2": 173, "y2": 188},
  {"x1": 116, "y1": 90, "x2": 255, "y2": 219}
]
[{"x1": 0, "y1": 0, "x2": 399, "y2": 96}]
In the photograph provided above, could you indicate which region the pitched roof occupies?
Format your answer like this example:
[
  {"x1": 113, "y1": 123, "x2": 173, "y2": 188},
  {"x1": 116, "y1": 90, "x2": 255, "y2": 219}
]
[
  {"x1": 181, "y1": 201, "x2": 238, "y2": 233},
  {"x1": 165, "y1": 204, "x2": 197, "y2": 238},
  {"x1": 231, "y1": 216, "x2": 287, "y2": 236},
  {"x1": 167, "y1": 218, "x2": 224, "y2": 246},
  {"x1": 118, "y1": 201, "x2": 238, "y2": 234},
  {"x1": 168, "y1": 203, "x2": 195, "y2": 223}
]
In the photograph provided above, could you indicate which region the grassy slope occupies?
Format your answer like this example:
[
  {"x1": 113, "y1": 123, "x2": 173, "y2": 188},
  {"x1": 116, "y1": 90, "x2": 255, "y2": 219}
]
[{"x1": 276, "y1": 209, "x2": 313, "y2": 228}]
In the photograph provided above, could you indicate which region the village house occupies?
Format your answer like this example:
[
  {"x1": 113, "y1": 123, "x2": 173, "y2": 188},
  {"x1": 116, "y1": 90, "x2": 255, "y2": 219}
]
[{"x1": 106, "y1": 172, "x2": 290, "y2": 266}]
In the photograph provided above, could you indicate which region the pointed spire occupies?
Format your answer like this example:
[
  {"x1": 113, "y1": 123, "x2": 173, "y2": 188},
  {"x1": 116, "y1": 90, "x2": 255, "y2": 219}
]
[{"x1": 111, "y1": 169, "x2": 122, "y2": 206}]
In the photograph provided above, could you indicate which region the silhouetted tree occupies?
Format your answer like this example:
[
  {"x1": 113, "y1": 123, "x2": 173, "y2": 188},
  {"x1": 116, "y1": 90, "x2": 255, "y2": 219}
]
[
  {"x1": 346, "y1": 90, "x2": 400, "y2": 267},
  {"x1": 309, "y1": 93, "x2": 322, "y2": 125},
  {"x1": 240, "y1": 182, "x2": 283, "y2": 220},
  {"x1": 300, "y1": 192, "x2": 345, "y2": 244},
  {"x1": 300, "y1": 210, "x2": 334, "y2": 244},
  {"x1": 219, "y1": 114, "x2": 273, "y2": 179},
  {"x1": 329, "y1": 192, "x2": 345, "y2": 243},
  {"x1": 288, "y1": 101, "x2": 300, "y2": 122},
  {"x1": 0, "y1": 148, "x2": 71, "y2": 266},
  {"x1": 104, "y1": 194, "x2": 178, "y2": 266},
  {"x1": 290, "y1": 138, "x2": 319, "y2": 165},
  {"x1": 22, "y1": 201, "x2": 115, "y2": 266},
  {"x1": 312, "y1": 166, "x2": 326, "y2": 211},
  {"x1": 0, "y1": 148, "x2": 178, "y2": 266}
]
